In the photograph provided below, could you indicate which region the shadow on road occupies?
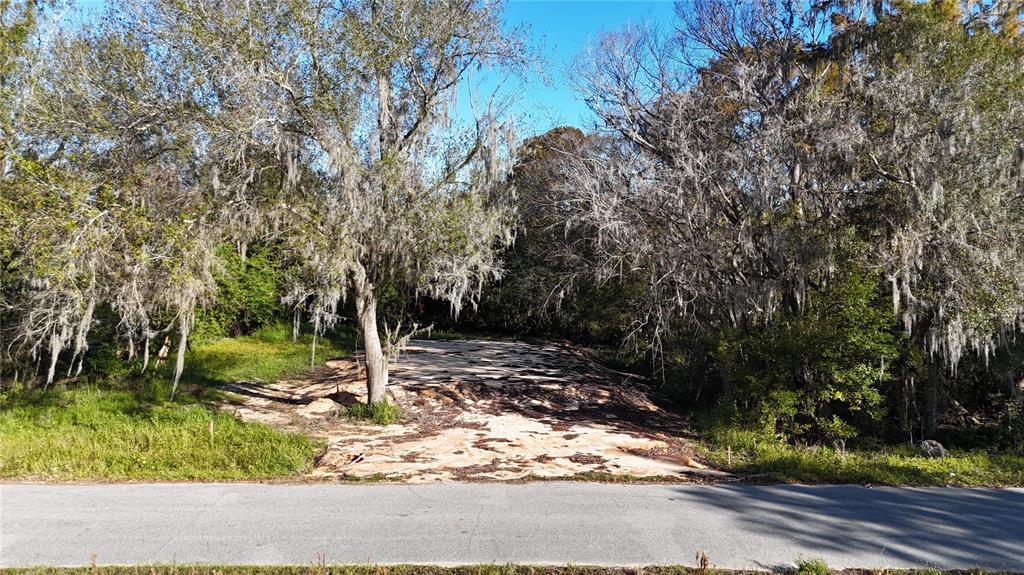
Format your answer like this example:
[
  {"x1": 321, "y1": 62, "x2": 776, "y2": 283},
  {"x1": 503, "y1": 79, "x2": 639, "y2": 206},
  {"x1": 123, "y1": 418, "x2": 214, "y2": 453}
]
[{"x1": 669, "y1": 485, "x2": 1024, "y2": 569}]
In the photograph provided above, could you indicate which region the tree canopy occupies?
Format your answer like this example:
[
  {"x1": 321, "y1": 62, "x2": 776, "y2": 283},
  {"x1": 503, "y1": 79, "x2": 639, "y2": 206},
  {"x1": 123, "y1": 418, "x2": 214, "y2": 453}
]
[
  {"x1": 2, "y1": 0, "x2": 525, "y2": 401},
  {"x1": 3, "y1": 0, "x2": 1023, "y2": 446}
]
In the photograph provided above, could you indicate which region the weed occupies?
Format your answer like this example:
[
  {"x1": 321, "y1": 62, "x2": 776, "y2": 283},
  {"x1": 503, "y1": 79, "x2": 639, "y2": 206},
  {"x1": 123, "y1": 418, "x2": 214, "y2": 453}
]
[
  {"x1": 795, "y1": 560, "x2": 830, "y2": 575},
  {"x1": 345, "y1": 401, "x2": 404, "y2": 426},
  {"x1": 695, "y1": 551, "x2": 711, "y2": 575}
]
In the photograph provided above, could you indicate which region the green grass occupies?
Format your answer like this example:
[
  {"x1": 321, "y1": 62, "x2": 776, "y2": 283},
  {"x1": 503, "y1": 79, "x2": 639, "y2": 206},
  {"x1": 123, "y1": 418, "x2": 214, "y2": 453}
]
[
  {"x1": 699, "y1": 423, "x2": 1024, "y2": 487},
  {"x1": 182, "y1": 323, "x2": 356, "y2": 385},
  {"x1": 0, "y1": 383, "x2": 322, "y2": 480},
  {"x1": 0, "y1": 323, "x2": 352, "y2": 481},
  {"x1": 344, "y1": 400, "x2": 404, "y2": 425}
]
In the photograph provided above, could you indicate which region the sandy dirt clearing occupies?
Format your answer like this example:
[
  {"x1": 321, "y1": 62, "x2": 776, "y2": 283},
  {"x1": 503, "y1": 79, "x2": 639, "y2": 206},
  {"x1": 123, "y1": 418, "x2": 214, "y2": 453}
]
[{"x1": 219, "y1": 339, "x2": 721, "y2": 482}]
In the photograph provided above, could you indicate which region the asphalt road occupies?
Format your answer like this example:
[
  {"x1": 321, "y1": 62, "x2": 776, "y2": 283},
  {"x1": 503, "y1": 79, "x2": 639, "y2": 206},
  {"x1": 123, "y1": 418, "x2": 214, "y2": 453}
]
[{"x1": 2, "y1": 483, "x2": 1022, "y2": 570}]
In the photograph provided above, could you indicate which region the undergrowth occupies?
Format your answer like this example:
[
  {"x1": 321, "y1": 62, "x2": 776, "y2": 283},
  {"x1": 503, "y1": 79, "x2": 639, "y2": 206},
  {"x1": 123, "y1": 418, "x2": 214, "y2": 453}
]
[
  {"x1": 697, "y1": 416, "x2": 1024, "y2": 487},
  {"x1": 344, "y1": 400, "x2": 404, "y2": 425}
]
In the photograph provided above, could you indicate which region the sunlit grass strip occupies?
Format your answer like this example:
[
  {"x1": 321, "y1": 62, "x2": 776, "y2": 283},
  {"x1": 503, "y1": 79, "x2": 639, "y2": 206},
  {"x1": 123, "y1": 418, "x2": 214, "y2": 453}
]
[
  {"x1": 0, "y1": 323, "x2": 353, "y2": 481},
  {"x1": 0, "y1": 386, "x2": 322, "y2": 481},
  {"x1": 181, "y1": 324, "x2": 355, "y2": 386},
  {"x1": 699, "y1": 424, "x2": 1024, "y2": 487}
]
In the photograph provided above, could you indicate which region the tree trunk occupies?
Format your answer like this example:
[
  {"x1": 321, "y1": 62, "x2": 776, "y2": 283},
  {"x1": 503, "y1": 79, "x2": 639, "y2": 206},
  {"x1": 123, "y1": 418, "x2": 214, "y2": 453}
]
[
  {"x1": 171, "y1": 313, "x2": 190, "y2": 400},
  {"x1": 357, "y1": 292, "x2": 388, "y2": 405},
  {"x1": 899, "y1": 369, "x2": 914, "y2": 444},
  {"x1": 44, "y1": 332, "x2": 61, "y2": 390},
  {"x1": 924, "y1": 360, "x2": 940, "y2": 438},
  {"x1": 73, "y1": 353, "x2": 85, "y2": 378}
]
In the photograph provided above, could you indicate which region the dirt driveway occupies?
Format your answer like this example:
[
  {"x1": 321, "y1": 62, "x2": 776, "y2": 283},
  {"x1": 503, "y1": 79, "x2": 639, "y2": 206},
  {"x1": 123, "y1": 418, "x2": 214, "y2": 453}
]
[{"x1": 220, "y1": 339, "x2": 719, "y2": 482}]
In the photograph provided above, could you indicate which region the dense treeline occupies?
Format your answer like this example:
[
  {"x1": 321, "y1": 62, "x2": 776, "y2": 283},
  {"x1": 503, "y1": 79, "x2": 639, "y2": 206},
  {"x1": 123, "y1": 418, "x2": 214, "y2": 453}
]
[
  {"x1": 3, "y1": 0, "x2": 1024, "y2": 452},
  {"x1": 2, "y1": 0, "x2": 522, "y2": 400},
  {"x1": 468, "y1": 0, "x2": 1024, "y2": 449}
]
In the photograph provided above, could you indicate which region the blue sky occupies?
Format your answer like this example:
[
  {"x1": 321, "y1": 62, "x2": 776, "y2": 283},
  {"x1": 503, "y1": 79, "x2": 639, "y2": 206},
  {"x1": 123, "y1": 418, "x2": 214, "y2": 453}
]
[{"x1": 496, "y1": 0, "x2": 676, "y2": 135}]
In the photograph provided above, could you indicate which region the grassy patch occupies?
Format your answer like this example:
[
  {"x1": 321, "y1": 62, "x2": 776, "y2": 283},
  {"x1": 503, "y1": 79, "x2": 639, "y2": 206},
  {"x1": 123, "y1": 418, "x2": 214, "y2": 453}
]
[
  {"x1": 344, "y1": 400, "x2": 404, "y2": 425},
  {"x1": 182, "y1": 323, "x2": 356, "y2": 385},
  {"x1": 0, "y1": 384, "x2": 322, "y2": 480},
  {"x1": 699, "y1": 423, "x2": 1024, "y2": 487},
  {"x1": 0, "y1": 323, "x2": 355, "y2": 481}
]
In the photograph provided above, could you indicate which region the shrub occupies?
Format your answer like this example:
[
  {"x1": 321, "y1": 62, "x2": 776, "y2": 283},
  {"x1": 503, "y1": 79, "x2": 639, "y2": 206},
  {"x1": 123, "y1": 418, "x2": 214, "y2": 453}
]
[
  {"x1": 194, "y1": 244, "x2": 282, "y2": 341},
  {"x1": 714, "y1": 265, "x2": 900, "y2": 443},
  {"x1": 795, "y1": 559, "x2": 830, "y2": 575}
]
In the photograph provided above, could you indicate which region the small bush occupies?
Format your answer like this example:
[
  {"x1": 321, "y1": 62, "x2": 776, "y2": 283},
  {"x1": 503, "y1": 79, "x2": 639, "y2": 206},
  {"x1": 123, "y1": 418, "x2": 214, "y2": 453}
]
[
  {"x1": 713, "y1": 263, "x2": 900, "y2": 443},
  {"x1": 193, "y1": 244, "x2": 283, "y2": 342},
  {"x1": 345, "y1": 400, "x2": 404, "y2": 425},
  {"x1": 795, "y1": 559, "x2": 830, "y2": 575}
]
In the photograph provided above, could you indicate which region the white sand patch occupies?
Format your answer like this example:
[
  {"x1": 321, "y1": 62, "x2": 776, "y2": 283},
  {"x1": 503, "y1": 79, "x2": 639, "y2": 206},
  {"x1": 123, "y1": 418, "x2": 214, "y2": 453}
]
[{"x1": 220, "y1": 339, "x2": 720, "y2": 482}]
